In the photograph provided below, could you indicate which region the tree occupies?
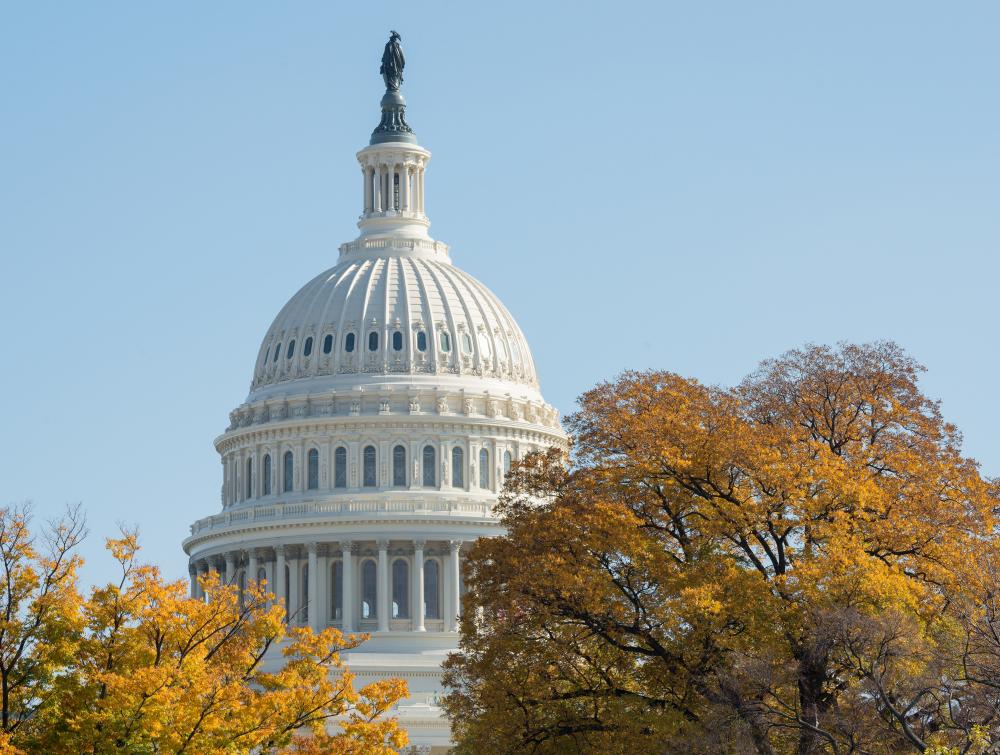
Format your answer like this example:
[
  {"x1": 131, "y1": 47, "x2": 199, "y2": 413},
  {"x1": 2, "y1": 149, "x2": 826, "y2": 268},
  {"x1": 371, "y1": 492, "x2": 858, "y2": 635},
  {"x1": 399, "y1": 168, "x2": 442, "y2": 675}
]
[
  {"x1": 443, "y1": 342, "x2": 1000, "y2": 754},
  {"x1": 0, "y1": 509, "x2": 407, "y2": 754}
]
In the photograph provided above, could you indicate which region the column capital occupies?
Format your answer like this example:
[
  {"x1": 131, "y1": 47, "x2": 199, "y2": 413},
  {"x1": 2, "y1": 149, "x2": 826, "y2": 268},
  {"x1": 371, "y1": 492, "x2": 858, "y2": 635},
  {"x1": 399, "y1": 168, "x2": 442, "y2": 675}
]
[
  {"x1": 188, "y1": 563, "x2": 198, "y2": 577},
  {"x1": 413, "y1": 539, "x2": 426, "y2": 551},
  {"x1": 449, "y1": 539, "x2": 463, "y2": 554},
  {"x1": 377, "y1": 539, "x2": 390, "y2": 550},
  {"x1": 306, "y1": 542, "x2": 318, "y2": 555},
  {"x1": 224, "y1": 552, "x2": 236, "y2": 565},
  {"x1": 340, "y1": 540, "x2": 355, "y2": 553},
  {"x1": 275, "y1": 544, "x2": 286, "y2": 556}
]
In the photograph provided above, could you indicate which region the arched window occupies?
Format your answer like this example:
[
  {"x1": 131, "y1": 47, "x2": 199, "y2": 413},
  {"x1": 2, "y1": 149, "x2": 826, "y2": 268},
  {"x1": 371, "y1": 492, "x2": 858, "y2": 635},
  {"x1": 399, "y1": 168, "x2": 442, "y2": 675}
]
[
  {"x1": 452, "y1": 447, "x2": 464, "y2": 487},
  {"x1": 479, "y1": 449, "x2": 489, "y2": 489},
  {"x1": 439, "y1": 332, "x2": 451, "y2": 352},
  {"x1": 283, "y1": 451, "x2": 293, "y2": 493},
  {"x1": 331, "y1": 561, "x2": 343, "y2": 620},
  {"x1": 286, "y1": 340, "x2": 295, "y2": 359},
  {"x1": 334, "y1": 447, "x2": 347, "y2": 489},
  {"x1": 246, "y1": 457, "x2": 253, "y2": 499},
  {"x1": 368, "y1": 332, "x2": 379, "y2": 352},
  {"x1": 344, "y1": 333, "x2": 356, "y2": 353},
  {"x1": 392, "y1": 331, "x2": 403, "y2": 351},
  {"x1": 323, "y1": 334, "x2": 333, "y2": 354},
  {"x1": 273, "y1": 343, "x2": 281, "y2": 363},
  {"x1": 416, "y1": 331, "x2": 427, "y2": 352},
  {"x1": 363, "y1": 445, "x2": 377, "y2": 488},
  {"x1": 462, "y1": 333, "x2": 473, "y2": 353},
  {"x1": 302, "y1": 563, "x2": 309, "y2": 623},
  {"x1": 303, "y1": 336, "x2": 313, "y2": 357},
  {"x1": 392, "y1": 559, "x2": 409, "y2": 618},
  {"x1": 361, "y1": 560, "x2": 377, "y2": 619},
  {"x1": 307, "y1": 448, "x2": 319, "y2": 490},
  {"x1": 503, "y1": 450, "x2": 512, "y2": 474},
  {"x1": 393, "y1": 445, "x2": 406, "y2": 487},
  {"x1": 422, "y1": 445, "x2": 436, "y2": 487},
  {"x1": 262, "y1": 454, "x2": 272, "y2": 495},
  {"x1": 425, "y1": 559, "x2": 440, "y2": 619}
]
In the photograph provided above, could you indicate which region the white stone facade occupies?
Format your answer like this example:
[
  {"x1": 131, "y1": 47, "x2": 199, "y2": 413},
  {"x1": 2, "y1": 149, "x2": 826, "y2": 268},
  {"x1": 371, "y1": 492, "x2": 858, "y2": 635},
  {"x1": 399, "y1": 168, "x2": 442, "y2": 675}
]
[{"x1": 182, "y1": 84, "x2": 566, "y2": 750}]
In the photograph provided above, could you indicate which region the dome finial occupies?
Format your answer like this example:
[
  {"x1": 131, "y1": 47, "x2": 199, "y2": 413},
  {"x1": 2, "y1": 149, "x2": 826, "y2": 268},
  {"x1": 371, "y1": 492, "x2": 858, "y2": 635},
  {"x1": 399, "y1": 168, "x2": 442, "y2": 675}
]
[{"x1": 371, "y1": 31, "x2": 416, "y2": 145}]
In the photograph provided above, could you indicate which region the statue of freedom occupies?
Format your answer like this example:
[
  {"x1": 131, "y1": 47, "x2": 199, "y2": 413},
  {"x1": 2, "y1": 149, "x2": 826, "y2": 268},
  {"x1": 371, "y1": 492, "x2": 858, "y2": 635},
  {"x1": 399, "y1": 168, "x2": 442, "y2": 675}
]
[{"x1": 380, "y1": 31, "x2": 405, "y2": 91}]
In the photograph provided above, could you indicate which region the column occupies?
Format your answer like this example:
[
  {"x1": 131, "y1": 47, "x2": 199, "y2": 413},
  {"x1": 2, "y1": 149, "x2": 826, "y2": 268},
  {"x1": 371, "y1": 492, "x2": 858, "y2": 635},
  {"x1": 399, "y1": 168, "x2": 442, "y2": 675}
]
[
  {"x1": 224, "y1": 552, "x2": 235, "y2": 585},
  {"x1": 317, "y1": 548, "x2": 329, "y2": 629},
  {"x1": 449, "y1": 540, "x2": 462, "y2": 632},
  {"x1": 414, "y1": 540, "x2": 426, "y2": 632},
  {"x1": 275, "y1": 545, "x2": 287, "y2": 621},
  {"x1": 377, "y1": 540, "x2": 390, "y2": 632},
  {"x1": 341, "y1": 541, "x2": 354, "y2": 632},
  {"x1": 288, "y1": 551, "x2": 301, "y2": 625},
  {"x1": 363, "y1": 166, "x2": 372, "y2": 213},
  {"x1": 307, "y1": 543, "x2": 319, "y2": 632},
  {"x1": 247, "y1": 550, "x2": 258, "y2": 588},
  {"x1": 374, "y1": 165, "x2": 382, "y2": 212},
  {"x1": 198, "y1": 561, "x2": 209, "y2": 602},
  {"x1": 400, "y1": 164, "x2": 410, "y2": 211},
  {"x1": 188, "y1": 563, "x2": 198, "y2": 599},
  {"x1": 418, "y1": 167, "x2": 425, "y2": 213}
]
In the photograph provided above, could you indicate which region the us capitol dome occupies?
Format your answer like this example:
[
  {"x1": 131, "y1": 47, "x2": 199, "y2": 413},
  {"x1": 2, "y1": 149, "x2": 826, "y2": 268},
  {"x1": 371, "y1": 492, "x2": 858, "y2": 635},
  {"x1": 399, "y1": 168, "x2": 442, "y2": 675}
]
[{"x1": 182, "y1": 32, "x2": 566, "y2": 752}]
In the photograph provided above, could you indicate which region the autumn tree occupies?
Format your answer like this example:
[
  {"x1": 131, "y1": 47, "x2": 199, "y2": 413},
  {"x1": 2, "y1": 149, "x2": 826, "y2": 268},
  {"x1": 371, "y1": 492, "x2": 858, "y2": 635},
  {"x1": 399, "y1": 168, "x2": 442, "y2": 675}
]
[
  {"x1": 443, "y1": 342, "x2": 1000, "y2": 754},
  {"x1": 0, "y1": 509, "x2": 407, "y2": 754}
]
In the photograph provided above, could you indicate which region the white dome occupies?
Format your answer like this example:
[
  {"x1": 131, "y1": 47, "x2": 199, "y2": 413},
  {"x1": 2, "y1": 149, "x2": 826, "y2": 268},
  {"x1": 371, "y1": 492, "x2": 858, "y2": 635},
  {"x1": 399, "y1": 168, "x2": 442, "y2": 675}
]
[{"x1": 249, "y1": 242, "x2": 538, "y2": 403}]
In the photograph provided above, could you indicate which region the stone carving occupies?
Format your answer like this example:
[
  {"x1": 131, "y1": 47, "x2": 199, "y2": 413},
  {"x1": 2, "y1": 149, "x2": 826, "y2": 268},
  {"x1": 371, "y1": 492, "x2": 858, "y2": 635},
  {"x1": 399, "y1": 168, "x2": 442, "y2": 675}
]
[
  {"x1": 350, "y1": 400, "x2": 361, "y2": 416},
  {"x1": 463, "y1": 398, "x2": 473, "y2": 415},
  {"x1": 408, "y1": 396, "x2": 420, "y2": 413},
  {"x1": 436, "y1": 398, "x2": 448, "y2": 414},
  {"x1": 379, "y1": 399, "x2": 391, "y2": 414}
]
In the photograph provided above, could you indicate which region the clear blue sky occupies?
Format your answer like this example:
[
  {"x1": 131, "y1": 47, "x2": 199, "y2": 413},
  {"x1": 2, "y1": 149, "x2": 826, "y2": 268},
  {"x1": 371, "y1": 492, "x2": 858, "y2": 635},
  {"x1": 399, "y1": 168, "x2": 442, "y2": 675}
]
[{"x1": 2, "y1": 2, "x2": 998, "y2": 588}]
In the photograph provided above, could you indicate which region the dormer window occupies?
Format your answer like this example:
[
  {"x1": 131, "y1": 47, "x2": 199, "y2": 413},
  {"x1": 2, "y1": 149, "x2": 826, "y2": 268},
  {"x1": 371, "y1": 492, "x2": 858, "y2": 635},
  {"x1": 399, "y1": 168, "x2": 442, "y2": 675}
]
[
  {"x1": 286, "y1": 340, "x2": 295, "y2": 359},
  {"x1": 303, "y1": 337, "x2": 313, "y2": 357},
  {"x1": 439, "y1": 332, "x2": 451, "y2": 352},
  {"x1": 344, "y1": 333, "x2": 356, "y2": 353},
  {"x1": 368, "y1": 332, "x2": 379, "y2": 351},
  {"x1": 462, "y1": 333, "x2": 473, "y2": 354},
  {"x1": 273, "y1": 343, "x2": 281, "y2": 363},
  {"x1": 416, "y1": 331, "x2": 427, "y2": 352},
  {"x1": 323, "y1": 334, "x2": 333, "y2": 354},
  {"x1": 392, "y1": 331, "x2": 403, "y2": 351}
]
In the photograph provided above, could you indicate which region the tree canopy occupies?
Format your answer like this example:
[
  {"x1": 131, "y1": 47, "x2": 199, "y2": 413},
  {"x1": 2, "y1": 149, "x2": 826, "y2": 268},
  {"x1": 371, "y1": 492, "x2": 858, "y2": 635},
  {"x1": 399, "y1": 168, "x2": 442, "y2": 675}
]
[
  {"x1": 443, "y1": 342, "x2": 1000, "y2": 754},
  {"x1": 0, "y1": 506, "x2": 407, "y2": 754}
]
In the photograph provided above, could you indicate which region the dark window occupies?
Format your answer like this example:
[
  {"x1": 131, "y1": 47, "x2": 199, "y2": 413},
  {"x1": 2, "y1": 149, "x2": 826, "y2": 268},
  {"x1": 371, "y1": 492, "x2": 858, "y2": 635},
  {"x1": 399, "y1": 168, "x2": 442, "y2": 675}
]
[
  {"x1": 361, "y1": 560, "x2": 377, "y2": 618},
  {"x1": 334, "y1": 447, "x2": 347, "y2": 488},
  {"x1": 452, "y1": 447, "x2": 464, "y2": 487},
  {"x1": 425, "y1": 559, "x2": 440, "y2": 619},
  {"x1": 286, "y1": 340, "x2": 295, "y2": 359},
  {"x1": 393, "y1": 445, "x2": 406, "y2": 487},
  {"x1": 422, "y1": 445, "x2": 436, "y2": 487},
  {"x1": 368, "y1": 332, "x2": 379, "y2": 351},
  {"x1": 263, "y1": 454, "x2": 272, "y2": 495},
  {"x1": 331, "y1": 561, "x2": 343, "y2": 620},
  {"x1": 392, "y1": 331, "x2": 403, "y2": 351},
  {"x1": 283, "y1": 451, "x2": 293, "y2": 492},
  {"x1": 439, "y1": 332, "x2": 451, "y2": 352},
  {"x1": 303, "y1": 337, "x2": 313, "y2": 357},
  {"x1": 273, "y1": 343, "x2": 281, "y2": 363},
  {"x1": 416, "y1": 331, "x2": 427, "y2": 352},
  {"x1": 307, "y1": 448, "x2": 319, "y2": 490},
  {"x1": 246, "y1": 457, "x2": 253, "y2": 499},
  {"x1": 392, "y1": 559, "x2": 409, "y2": 618},
  {"x1": 363, "y1": 445, "x2": 377, "y2": 488},
  {"x1": 323, "y1": 334, "x2": 333, "y2": 354},
  {"x1": 264, "y1": 346, "x2": 270, "y2": 363},
  {"x1": 345, "y1": 333, "x2": 356, "y2": 353},
  {"x1": 479, "y1": 448, "x2": 489, "y2": 489}
]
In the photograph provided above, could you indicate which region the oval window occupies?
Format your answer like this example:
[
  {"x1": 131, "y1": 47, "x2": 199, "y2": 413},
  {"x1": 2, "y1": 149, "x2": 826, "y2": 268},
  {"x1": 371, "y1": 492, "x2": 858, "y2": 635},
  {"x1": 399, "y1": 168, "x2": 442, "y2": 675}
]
[
  {"x1": 323, "y1": 334, "x2": 333, "y2": 354},
  {"x1": 416, "y1": 331, "x2": 427, "y2": 352},
  {"x1": 303, "y1": 337, "x2": 313, "y2": 357},
  {"x1": 368, "y1": 332, "x2": 379, "y2": 351},
  {"x1": 392, "y1": 331, "x2": 403, "y2": 351},
  {"x1": 345, "y1": 333, "x2": 355, "y2": 353},
  {"x1": 273, "y1": 343, "x2": 281, "y2": 363},
  {"x1": 286, "y1": 340, "x2": 295, "y2": 359},
  {"x1": 439, "y1": 332, "x2": 451, "y2": 352}
]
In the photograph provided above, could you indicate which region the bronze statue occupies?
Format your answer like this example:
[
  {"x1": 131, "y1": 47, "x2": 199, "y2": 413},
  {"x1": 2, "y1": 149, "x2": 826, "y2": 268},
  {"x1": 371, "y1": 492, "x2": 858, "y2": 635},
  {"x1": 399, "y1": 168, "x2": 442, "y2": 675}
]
[{"x1": 380, "y1": 31, "x2": 405, "y2": 91}]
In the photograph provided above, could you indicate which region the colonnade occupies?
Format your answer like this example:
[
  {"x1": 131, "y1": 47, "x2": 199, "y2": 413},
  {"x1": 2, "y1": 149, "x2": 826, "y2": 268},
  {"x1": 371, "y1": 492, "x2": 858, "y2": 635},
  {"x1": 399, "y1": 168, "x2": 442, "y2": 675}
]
[
  {"x1": 362, "y1": 160, "x2": 425, "y2": 215},
  {"x1": 190, "y1": 538, "x2": 465, "y2": 634}
]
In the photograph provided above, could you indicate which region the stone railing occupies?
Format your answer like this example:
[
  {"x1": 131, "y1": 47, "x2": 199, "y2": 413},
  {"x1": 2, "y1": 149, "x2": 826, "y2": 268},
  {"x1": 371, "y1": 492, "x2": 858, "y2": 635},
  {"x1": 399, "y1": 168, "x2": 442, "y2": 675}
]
[{"x1": 189, "y1": 497, "x2": 496, "y2": 535}]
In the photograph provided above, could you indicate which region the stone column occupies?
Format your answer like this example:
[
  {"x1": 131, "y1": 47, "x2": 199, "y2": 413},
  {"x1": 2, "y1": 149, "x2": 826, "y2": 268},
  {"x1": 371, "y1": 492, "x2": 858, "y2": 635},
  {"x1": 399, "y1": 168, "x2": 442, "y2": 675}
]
[
  {"x1": 247, "y1": 550, "x2": 258, "y2": 587},
  {"x1": 400, "y1": 164, "x2": 410, "y2": 211},
  {"x1": 341, "y1": 541, "x2": 354, "y2": 632},
  {"x1": 449, "y1": 540, "x2": 462, "y2": 632},
  {"x1": 414, "y1": 540, "x2": 426, "y2": 632},
  {"x1": 317, "y1": 547, "x2": 329, "y2": 628},
  {"x1": 188, "y1": 563, "x2": 198, "y2": 600},
  {"x1": 288, "y1": 551, "x2": 301, "y2": 625},
  {"x1": 377, "y1": 540, "x2": 390, "y2": 632},
  {"x1": 275, "y1": 545, "x2": 287, "y2": 621},
  {"x1": 198, "y1": 561, "x2": 209, "y2": 602},
  {"x1": 363, "y1": 165, "x2": 372, "y2": 213},
  {"x1": 307, "y1": 543, "x2": 319, "y2": 631},
  {"x1": 224, "y1": 552, "x2": 235, "y2": 585},
  {"x1": 374, "y1": 165, "x2": 382, "y2": 212}
]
